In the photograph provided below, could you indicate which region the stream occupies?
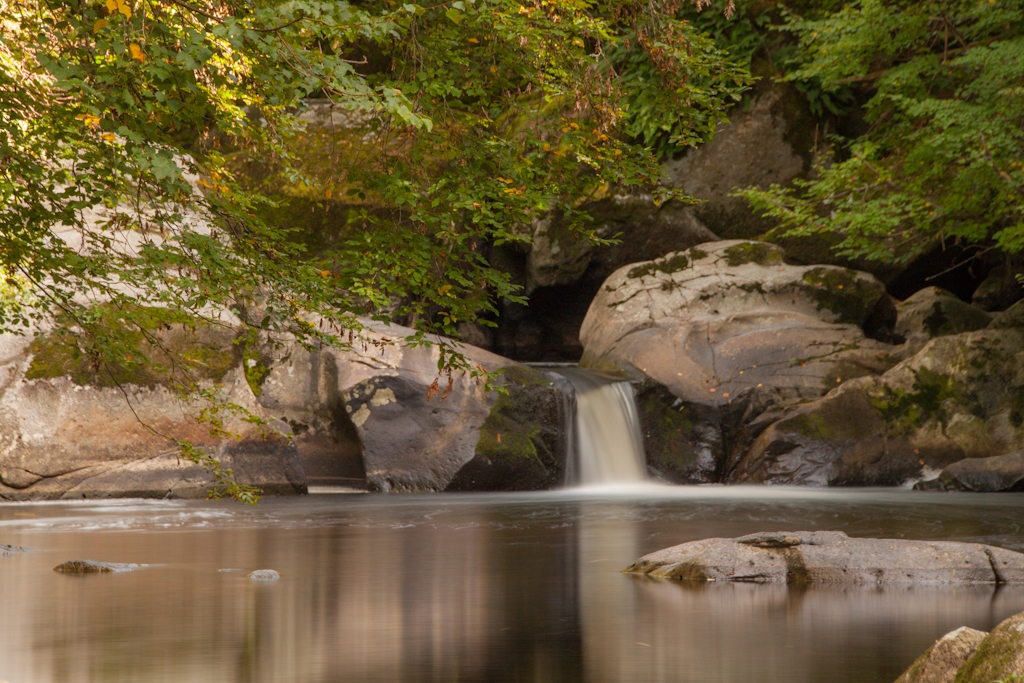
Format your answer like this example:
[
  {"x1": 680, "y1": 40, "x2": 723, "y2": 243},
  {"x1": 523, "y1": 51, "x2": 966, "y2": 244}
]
[{"x1": 1, "y1": 487, "x2": 1023, "y2": 683}]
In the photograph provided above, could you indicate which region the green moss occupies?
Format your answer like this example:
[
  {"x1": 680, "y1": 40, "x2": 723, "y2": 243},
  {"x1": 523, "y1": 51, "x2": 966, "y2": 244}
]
[
  {"x1": 800, "y1": 267, "x2": 881, "y2": 325},
  {"x1": 25, "y1": 304, "x2": 239, "y2": 390},
  {"x1": 868, "y1": 368, "x2": 967, "y2": 436},
  {"x1": 628, "y1": 253, "x2": 691, "y2": 279},
  {"x1": 723, "y1": 242, "x2": 783, "y2": 267},
  {"x1": 737, "y1": 282, "x2": 766, "y2": 294},
  {"x1": 474, "y1": 365, "x2": 554, "y2": 465},
  {"x1": 953, "y1": 617, "x2": 1024, "y2": 683},
  {"x1": 238, "y1": 330, "x2": 273, "y2": 397},
  {"x1": 689, "y1": 247, "x2": 708, "y2": 261}
]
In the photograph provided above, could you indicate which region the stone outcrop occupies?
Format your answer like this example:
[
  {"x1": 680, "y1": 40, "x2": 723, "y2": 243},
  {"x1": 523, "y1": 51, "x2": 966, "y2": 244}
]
[
  {"x1": 930, "y1": 451, "x2": 1024, "y2": 492},
  {"x1": 625, "y1": 531, "x2": 1024, "y2": 585},
  {"x1": 729, "y1": 326, "x2": 1024, "y2": 486},
  {"x1": 894, "y1": 626, "x2": 988, "y2": 683},
  {"x1": 1, "y1": 310, "x2": 565, "y2": 498}
]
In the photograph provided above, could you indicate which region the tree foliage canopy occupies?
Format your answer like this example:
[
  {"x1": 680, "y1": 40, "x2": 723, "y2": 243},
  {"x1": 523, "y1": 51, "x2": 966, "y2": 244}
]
[
  {"x1": 737, "y1": 0, "x2": 1024, "y2": 266},
  {"x1": 0, "y1": 0, "x2": 750, "y2": 499}
]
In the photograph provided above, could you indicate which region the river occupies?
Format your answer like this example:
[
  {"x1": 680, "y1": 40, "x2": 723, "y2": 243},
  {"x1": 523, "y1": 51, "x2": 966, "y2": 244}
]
[{"x1": 1, "y1": 486, "x2": 1023, "y2": 683}]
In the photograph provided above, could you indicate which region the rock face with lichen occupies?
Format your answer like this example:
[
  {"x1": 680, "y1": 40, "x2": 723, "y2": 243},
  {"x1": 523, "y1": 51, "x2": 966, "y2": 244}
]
[
  {"x1": 624, "y1": 531, "x2": 1024, "y2": 585},
  {"x1": 728, "y1": 325, "x2": 1024, "y2": 486}
]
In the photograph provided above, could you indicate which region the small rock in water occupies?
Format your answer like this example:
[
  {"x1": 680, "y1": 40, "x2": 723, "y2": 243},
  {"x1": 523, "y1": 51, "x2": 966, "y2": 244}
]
[
  {"x1": 1, "y1": 543, "x2": 31, "y2": 555},
  {"x1": 53, "y1": 560, "x2": 141, "y2": 574},
  {"x1": 249, "y1": 569, "x2": 280, "y2": 581}
]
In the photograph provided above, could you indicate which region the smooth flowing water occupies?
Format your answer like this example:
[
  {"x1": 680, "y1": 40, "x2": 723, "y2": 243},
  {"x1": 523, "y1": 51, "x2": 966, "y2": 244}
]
[
  {"x1": 557, "y1": 368, "x2": 648, "y2": 486},
  {"x1": 1, "y1": 488, "x2": 1024, "y2": 683}
]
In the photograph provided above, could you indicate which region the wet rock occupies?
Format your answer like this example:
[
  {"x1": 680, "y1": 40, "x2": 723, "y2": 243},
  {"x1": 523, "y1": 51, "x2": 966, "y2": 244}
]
[
  {"x1": 249, "y1": 569, "x2": 280, "y2": 581},
  {"x1": 935, "y1": 451, "x2": 1024, "y2": 492},
  {"x1": 54, "y1": 560, "x2": 141, "y2": 574},
  {"x1": 729, "y1": 328, "x2": 1024, "y2": 486},
  {"x1": 895, "y1": 288, "x2": 992, "y2": 347},
  {"x1": 953, "y1": 610, "x2": 1024, "y2": 682},
  {"x1": 446, "y1": 366, "x2": 573, "y2": 492},
  {"x1": 625, "y1": 531, "x2": 1024, "y2": 585},
  {"x1": 894, "y1": 626, "x2": 988, "y2": 683}
]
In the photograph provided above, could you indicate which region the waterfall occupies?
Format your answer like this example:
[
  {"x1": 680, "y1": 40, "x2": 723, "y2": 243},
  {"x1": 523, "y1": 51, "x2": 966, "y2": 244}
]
[{"x1": 557, "y1": 368, "x2": 648, "y2": 486}]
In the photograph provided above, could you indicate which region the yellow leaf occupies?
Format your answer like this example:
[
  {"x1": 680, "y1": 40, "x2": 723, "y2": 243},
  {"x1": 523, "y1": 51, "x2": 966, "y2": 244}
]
[
  {"x1": 324, "y1": 189, "x2": 332, "y2": 199},
  {"x1": 129, "y1": 43, "x2": 145, "y2": 62},
  {"x1": 439, "y1": 284, "x2": 452, "y2": 296},
  {"x1": 119, "y1": 2, "x2": 131, "y2": 18},
  {"x1": 105, "y1": 0, "x2": 117, "y2": 11},
  {"x1": 93, "y1": 18, "x2": 109, "y2": 32},
  {"x1": 101, "y1": 132, "x2": 116, "y2": 142},
  {"x1": 467, "y1": 38, "x2": 478, "y2": 44},
  {"x1": 320, "y1": 270, "x2": 331, "y2": 278}
]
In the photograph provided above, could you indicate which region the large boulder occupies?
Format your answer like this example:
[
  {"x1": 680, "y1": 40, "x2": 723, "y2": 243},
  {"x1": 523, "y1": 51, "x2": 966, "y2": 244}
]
[
  {"x1": 933, "y1": 451, "x2": 1024, "y2": 492},
  {"x1": 729, "y1": 326, "x2": 1024, "y2": 486},
  {"x1": 580, "y1": 240, "x2": 897, "y2": 407},
  {"x1": 0, "y1": 321, "x2": 305, "y2": 501},
  {"x1": 894, "y1": 626, "x2": 988, "y2": 683},
  {"x1": 624, "y1": 531, "x2": 1024, "y2": 585}
]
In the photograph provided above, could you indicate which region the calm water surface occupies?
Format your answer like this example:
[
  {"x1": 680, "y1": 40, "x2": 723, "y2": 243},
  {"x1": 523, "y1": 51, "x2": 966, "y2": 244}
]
[{"x1": 1, "y1": 486, "x2": 1023, "y2": 683}]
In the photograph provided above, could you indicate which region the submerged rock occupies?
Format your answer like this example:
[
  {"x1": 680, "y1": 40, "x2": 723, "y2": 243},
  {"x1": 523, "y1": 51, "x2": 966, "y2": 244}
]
[
  {"x1": 249, "y1": 569, "x2": 280, "y2": 581},
  {"x1": 1, "y1": 543, "x2": 30, "y2": 555},
  {"x1": 53, "y1": 560, "x2": 141, "y2": 574},
  {"x1": 894, "y1": 626, "x2": 988, "y2": 683},
  {"x1": 625, "y1": 531, "x2": 1024, "y2": 585}
]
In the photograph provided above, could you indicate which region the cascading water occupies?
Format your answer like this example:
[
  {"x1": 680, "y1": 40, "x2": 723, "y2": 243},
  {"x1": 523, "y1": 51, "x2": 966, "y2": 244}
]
[{"x1": 557, "y1": 368, "x2": 648, "y2": 486}]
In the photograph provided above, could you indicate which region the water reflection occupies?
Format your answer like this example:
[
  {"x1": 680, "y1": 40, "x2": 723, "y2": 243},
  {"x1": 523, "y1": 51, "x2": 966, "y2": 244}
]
[{"x1": 0, "y1": 490, "x2": 1022, "y2": 683}]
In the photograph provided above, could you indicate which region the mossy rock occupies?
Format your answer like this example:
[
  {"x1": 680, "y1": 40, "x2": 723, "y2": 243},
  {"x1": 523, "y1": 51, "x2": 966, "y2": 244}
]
[
  {"x1": 446, "y1": 365, "x2": 570, "y2": 491},
  {"x1": 25, "y1": 304, "x2": 240, "y2": 390},
  {"x1": 628, "y1": 253, "x2": 692, "y2": 280},
  {"x1": 635, "y1": 382, "x2": 722, "y2": 483},
  {"x1": 800, "y1": 266, "x2": 890, "y2": 329},
  {"x1": 952, "y1": 611, "x2": 1024, "y2": 682},
  {"x1": 723, "y1": 242, "x2": 784, "y2": 267}
]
